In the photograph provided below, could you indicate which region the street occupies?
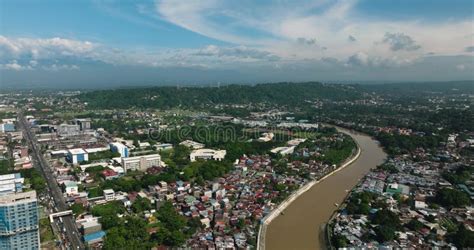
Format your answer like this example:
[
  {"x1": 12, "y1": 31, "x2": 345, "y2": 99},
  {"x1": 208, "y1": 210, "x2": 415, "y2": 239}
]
[{"x1": 19, "y1": 112, "x2": 84, "y2": 250}]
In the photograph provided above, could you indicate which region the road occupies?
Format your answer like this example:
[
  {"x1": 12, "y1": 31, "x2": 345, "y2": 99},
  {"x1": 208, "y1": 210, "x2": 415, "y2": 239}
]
[{"x1": 19, "y1": 112, "x2": 84, "y2": 250}]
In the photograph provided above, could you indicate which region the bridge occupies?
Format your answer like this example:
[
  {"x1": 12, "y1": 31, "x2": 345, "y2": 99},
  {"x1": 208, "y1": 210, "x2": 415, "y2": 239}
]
[{"x1": 49, "y1": 210, "x2": 73, "y2": 223}]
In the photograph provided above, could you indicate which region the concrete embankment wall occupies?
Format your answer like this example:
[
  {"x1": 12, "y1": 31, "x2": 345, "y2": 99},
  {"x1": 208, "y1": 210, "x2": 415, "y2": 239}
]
[{"x1": 256, "y1": 142, "x2": 362, "y2": 250}]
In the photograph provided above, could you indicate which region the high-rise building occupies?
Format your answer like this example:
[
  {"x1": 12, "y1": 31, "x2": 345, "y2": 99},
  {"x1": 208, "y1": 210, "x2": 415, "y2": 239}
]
[{"x1": 0, "y1": 190, "x2": 40, "y2": 249}]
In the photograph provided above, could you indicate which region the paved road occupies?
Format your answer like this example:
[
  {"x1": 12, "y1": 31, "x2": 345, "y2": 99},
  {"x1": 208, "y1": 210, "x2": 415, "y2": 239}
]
[{"x1": 19, "y1": 112, "x2": 84, "y2": 250}]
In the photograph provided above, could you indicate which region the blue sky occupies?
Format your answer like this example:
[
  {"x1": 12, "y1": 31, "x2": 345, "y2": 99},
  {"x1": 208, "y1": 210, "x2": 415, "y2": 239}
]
[{"x1": 1, "y1": 0, "x2": 473, "y2": 87}]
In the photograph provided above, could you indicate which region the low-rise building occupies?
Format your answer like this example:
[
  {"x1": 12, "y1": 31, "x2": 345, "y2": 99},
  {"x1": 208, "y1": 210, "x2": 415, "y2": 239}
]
[
  {"x1": 270, "y1": 146, "x2": 295, "y2": 155},
  {"x1": 63, "y1": 181, "x2": 78, "y2": 196},
  {"x1": 0, "y1": 123, "x2": 15, "y2": 133},
  {"x1": 180, "y1": 140, "x2": 205, "y2": 149},
  {"x1": 74, "y1": 118, "x2": 91, "y2": 131},
  {"x1": 190, "y1": 149, "x2": 226, "y2": 162},
  {"x1": 103, "y1": 189, "x2": 115, "y2": 201},
  {"x1": 67, "y1": 148, "x2": 89, "y2": 164},
  {"x1": 58, "y1": 124, "x2": 81, "y2": 137},
  {"x1": 110, "y1": 142, "x2": 129, "y2": 158}
]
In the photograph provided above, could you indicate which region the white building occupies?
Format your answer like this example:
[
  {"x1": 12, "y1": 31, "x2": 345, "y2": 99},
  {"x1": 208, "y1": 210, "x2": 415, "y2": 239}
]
[
  {"x1": 287, "y1": 138, "x2": 307, "y2": 146},
  {"x1": 121, "y1": 154, "x2": 162, "y2": 172},
  {"x1": 155, "y1": 143, "x2": 173, "y2": 151},
  {"x1": 58, "y1": 124, "x2": 81, "y2": 137},
  {"x1": 67, "y1": 148, "x2": 89, "y2": 164},
  {"x1": 277, "y1": 122, "x2": 319, "y2": 129},
  {"x1": 190, "y1": 149, "x2": 226, "y2": 162},
  {"x1": 74, "y1": 118, "x2": 91, "y2": 131},
  {"x1": 84, "y1": 146, "x2": 109, "y2": 154},
  {"x1": 64, "y1": 181, "x2": 78, "y2": 196},
  {"x1": 270, "y1": 146, "x2": 295, "y2": 155},
  {"x1": 103, "y1": 189, "x2": 115, "y2": 201},
  {"x1": 257, "y1": 132, "x2": 274, "y2": 142},
  {"x1": 110, "y1": 142, "x2": 129, "y2": 158},
  {"x1": 179, "y1": 140, "x2": 205, "y2": 149}
]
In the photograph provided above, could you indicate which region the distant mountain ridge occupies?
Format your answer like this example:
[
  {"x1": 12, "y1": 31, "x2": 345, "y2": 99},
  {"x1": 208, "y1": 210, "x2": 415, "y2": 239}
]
[
  {"x1": 77, "y1": 81, "x2": 474, "y2": 109},
  {"x1": 78, "y1": 82, "x2": 361, "y2": 109}
]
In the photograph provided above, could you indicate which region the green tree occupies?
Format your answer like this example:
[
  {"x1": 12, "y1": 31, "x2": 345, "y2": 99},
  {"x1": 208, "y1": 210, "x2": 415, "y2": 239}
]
[
  {"x1": 99, "y1": 214, "x2": 121, "y2": 230},
  {"x1": 131, "y1": 197, "x2": 152, "y2": 213},
  {"x1": 435, "y1": 188, "x2": 470, "y2": 208},
  {"x1": 332, "y1": 234, "x2": 348, "y2": 248},
  {"x1": 406, "y1": 219, "x2": 424, "y2": 231},
  {"x1": 447, "y1": 225, "x2": 474, "y2": 248},
  {"x1": 70, "y1": 203, "x2": 85, "y2": 216},
  {"x1": 375, "y1": 225, "x2": 396, "y2": 242}
]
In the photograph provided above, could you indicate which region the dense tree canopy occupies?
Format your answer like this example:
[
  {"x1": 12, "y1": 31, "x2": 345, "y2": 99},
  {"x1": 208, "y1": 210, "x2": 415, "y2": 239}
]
[{"x1": 435, "y1": 188, "x2": 470, "y2": 208}]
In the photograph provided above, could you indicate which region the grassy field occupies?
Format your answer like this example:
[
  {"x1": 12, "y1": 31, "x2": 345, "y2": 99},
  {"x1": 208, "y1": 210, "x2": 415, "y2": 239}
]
[{"x1": 39, "y1": 218, "x2": 55, "y2": 243}]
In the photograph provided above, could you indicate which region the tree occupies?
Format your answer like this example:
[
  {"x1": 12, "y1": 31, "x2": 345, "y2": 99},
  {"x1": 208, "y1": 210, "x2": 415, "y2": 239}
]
[
  {"x1": 131, "y1": 197, "x2": 152, "y2": 213},
  {"x1": 447, "y1": 225, "x2": 474, "y2": 248},
  {"x1": 375, "y1": 225, "x2": 396, "y2": 242},
  {"x1": 435, "y1": 188, "x2": 470, "y2": 208},
  {"x1": 157, "y1": 201, "x2": 186, "y2": 231},
  {"x1": 332, "y1": 234, "x2": 348, "y2": 248},
  {"x1": 372, "y1": 209, "x2": 401, "y2": 230},
  {"x1": 103, "y1": 216, "x2": 150, "y2": 250},
  {"x1": 70, "y1": 203, "x2": 85, "y2": 216},
  {"x1": 91, "y1": 201, "x2": 125, "y2": 217},
  {"x1": 406, "y1": 219, "x2": 424, "y2": 231},
  {"x1": 150, "y1": 201, "x2": 188, "y2": 247},
  {"x1": 99, "y1": 214, "x2": 121, "y2": 230}
]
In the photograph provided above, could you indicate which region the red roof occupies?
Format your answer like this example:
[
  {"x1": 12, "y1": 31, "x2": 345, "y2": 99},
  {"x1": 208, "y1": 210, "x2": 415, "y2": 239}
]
[{"x1": 102, "y1": 169, "x2": 118, "y2": 177}]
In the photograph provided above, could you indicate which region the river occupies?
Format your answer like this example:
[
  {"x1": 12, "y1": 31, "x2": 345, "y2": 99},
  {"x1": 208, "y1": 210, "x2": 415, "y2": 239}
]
[{"x1": 264, "y1": 127, "x2": 387, "y2": 250}]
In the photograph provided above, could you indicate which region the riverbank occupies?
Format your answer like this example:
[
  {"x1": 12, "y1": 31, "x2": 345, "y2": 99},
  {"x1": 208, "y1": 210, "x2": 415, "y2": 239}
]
[
  {"x1": 257, "y1": 137, "x2": 362, "y2": 250},
  {"x1": 264, "y1": 128, "x2": 387, "y2": 250}
]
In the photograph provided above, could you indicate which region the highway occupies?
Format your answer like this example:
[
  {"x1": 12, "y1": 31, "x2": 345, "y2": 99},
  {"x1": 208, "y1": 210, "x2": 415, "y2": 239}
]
[{"x1": 19, "y1": 112, "x2": 84, "y2": 250}]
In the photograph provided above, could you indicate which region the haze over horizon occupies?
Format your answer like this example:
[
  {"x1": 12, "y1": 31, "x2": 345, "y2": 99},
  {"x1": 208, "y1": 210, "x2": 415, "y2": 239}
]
[{"x1": 1, "y1": 0, "x2": 473, "y2": 88}]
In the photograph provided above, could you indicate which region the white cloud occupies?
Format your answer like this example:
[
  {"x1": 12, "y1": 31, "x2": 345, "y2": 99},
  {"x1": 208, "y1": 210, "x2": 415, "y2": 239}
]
[
  {"x1": 0, "y1": 60, "x2": 28, "y2": 71},
  {"x1": 43, "y1": 64, "x2": 80, "y2": 71},
  {"x1": 382, "y1": 32, "x2": 421, "y2": 51},
  {"x1": 0, "y1": 36, "x2": 97, "y2": 60},
  {"x1": 154, "y1": 0, "x2": 473, "y2": 63},
  {"x1": 193, "y1": 45, "x2": 280, "y2": 61},
  {"x1": 0, "y1": 35, "x2": 282, "y2": 70}
]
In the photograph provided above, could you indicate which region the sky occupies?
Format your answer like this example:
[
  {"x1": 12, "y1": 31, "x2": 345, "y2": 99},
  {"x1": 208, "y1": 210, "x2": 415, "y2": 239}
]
[{"x1": 0, "y1": 0, "x2": 473, "y2": 88}]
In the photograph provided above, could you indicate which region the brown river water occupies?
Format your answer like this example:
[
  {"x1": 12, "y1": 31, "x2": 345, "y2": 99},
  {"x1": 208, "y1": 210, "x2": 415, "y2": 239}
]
[{"x1": 265, "y1": 127, "x2": 387, "y2": 250}]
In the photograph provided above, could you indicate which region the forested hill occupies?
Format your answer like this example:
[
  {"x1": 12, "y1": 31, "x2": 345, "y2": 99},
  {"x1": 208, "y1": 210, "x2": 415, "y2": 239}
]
[
  {"x1": 359, "y1": 81, "x2": 474, "y2": 96},
  {"x1": 77, "y1": 82, "x2": 362, "y2": 109}
]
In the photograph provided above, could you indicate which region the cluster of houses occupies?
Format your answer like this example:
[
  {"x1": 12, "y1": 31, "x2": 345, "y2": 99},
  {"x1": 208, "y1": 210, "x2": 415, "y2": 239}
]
[
  {"x1": 331, "y1": 134, "x2": 474, "y2": 248},
  {"x1": 0, "y1": 117, "x2": 34, "y2": 171},
  {"x1": 50, "y1": 125, "x2": 348, "y2": 248}
]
